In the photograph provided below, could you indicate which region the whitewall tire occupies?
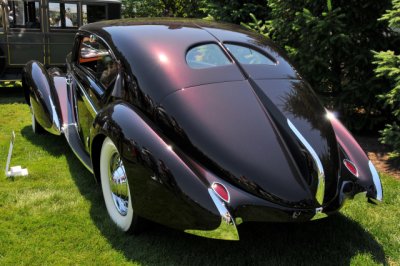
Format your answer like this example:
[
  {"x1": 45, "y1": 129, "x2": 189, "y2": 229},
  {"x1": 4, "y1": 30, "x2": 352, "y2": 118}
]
[{"x1": 100, "y1": 137, "x2": 134, "y2": 232}]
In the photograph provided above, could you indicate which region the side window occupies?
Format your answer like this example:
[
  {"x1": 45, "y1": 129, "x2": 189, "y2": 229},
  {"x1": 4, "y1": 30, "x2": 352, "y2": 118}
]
[
  {"x1": 78, "y1": 36, "x2": 118, "y2": 89},
  {"x1": 49, "y1": 2, "x2": 78, "y2": 29},
  {"x1": 82, "y1": 4, "x2": 106, "y2": 25},
  {"x1": 8, "y1": 0, "x2": 40, "y2": 29},
  {"x1": 225, "y1": 44, "x2": 275, "y2": 65},
  {"x1": 186, "y1": 43, "x2": 231, "y2": 69}
]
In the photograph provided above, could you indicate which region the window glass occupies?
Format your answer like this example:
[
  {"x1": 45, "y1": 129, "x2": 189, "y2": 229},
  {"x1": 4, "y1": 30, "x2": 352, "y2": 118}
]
[
  {"x1": 225, "y1": 44, "x2": 275, "y2": 65},
  {"x1": 8, "y1": 0, "x2": 40, "y2": 29},
  {"x1": 79, "y1": 36, "x2": 118, "y2": 88},
  {"x1": 186, "y1": 44, "x2": 231, "y2": 69},
  {"x1": 49, "y1": 2, "x2": 78, "y2": 28},
  {"x1": 64, "y1": 3, "x2": 78, "y2": 27},
  {"x1": 82, "y1": 4, "x2": 106, "y2": 25},
  {"x1": 48, "y1": 3, "x2": 60, "y2": 27}
]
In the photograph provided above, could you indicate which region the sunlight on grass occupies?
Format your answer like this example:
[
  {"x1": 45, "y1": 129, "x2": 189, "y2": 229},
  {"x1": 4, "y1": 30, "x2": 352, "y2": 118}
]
[{"x1": 0, "y1": 93, "x2": 399, "y2": 265}]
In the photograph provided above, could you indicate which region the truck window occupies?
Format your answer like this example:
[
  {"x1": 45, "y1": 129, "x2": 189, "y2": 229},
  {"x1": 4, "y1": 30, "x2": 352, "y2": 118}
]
[
  {"x1": 0, "y1": 8, "x2": 3, "y2": 29},
  {"x1": 82, "y1": 4, "x2": 106, "y2": 25},
  {"x1": 49, "y1": 2, "x2": 78, "y2": 28},
  {"x1": 8, "y1": 0, "x2": 40, "y2": 29}
]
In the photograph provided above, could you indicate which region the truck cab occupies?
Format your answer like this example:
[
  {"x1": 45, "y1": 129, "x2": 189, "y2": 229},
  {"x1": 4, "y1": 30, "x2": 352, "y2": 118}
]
[{"x1": 0, "y1": 0, "x2": 121, "y2": 84}]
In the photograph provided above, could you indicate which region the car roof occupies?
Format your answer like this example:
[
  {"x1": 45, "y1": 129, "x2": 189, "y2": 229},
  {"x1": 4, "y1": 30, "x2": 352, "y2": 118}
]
[{"x1": 79, "y1": 19, "x2": 297, "y2": 103}]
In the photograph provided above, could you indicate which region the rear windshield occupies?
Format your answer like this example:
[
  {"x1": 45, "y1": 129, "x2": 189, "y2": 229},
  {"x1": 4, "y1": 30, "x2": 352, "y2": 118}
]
[
  {"x1": 225, "y1": 44, "x2": 275, "y2": 65},
  {"x1": 186, "y1": 43, "x2": 231, "y2": 69}
]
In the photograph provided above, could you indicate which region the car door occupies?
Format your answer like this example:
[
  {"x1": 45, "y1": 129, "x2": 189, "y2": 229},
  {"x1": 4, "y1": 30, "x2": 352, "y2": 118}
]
[{"x1": 72, "y1": 33, "x2": 119, "y2": 152}]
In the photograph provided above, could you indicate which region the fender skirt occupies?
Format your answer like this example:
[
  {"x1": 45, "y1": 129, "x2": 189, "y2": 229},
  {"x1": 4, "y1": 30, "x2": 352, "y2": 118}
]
[
  {"x1": 91, "y1": 102, "x2": 239, "y2": 240},
  {"x1": 329, "y1": 113, "x2": 383, "y2": 204}
]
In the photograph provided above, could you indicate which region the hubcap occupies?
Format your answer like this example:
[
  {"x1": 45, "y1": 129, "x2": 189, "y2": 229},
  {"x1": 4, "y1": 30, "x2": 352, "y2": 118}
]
[{"x1": 108, "y1": 152, "x2": 129, "y2": 216}]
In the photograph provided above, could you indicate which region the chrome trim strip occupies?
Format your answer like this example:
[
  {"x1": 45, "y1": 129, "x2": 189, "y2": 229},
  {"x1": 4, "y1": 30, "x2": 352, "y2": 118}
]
[
  {"x1": 49, "y1": 96, "x2": 61, "y2": 134},
  {"x1": 368, "y1": 160, "x2": 383, "y2": 202},
  {"x1": 287, "y1": 119, "x2": 325, "y2": 205},
  {"x1": 184, "y1": 188, "x2": 239, "y2": 241}
]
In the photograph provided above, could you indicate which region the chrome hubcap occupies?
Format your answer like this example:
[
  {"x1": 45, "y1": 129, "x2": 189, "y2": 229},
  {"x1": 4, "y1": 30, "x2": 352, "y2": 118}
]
[{"x1": 108, "y1": 153, "x2": 129, "y2": 216}]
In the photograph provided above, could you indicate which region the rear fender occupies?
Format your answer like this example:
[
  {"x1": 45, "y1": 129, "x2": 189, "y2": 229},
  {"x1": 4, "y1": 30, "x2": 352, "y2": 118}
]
[
  {"x1": 22, "y1": 61, "x2": 62, "y2": 135},
  {"x1": 329, "y1": 113, "x2": 383, "y2": 203},
  {"x1": 91, "y1": 102, "x2": 239, "y2": 240}
]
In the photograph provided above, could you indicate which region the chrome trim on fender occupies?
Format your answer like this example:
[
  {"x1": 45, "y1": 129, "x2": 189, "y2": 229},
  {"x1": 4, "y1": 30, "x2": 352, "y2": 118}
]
[
  {"x1": 367, "y1": 160, "x2": 383, "y2": 203},
  {"x1": 49, "y1": 96, "x2": 61, "y2": 134},
  {"x1": 287, "y1": 119, "x2": 325, "y2": 205},
  {"x1": 184, "y1": 188, "x2": 239, "y2": 241}
]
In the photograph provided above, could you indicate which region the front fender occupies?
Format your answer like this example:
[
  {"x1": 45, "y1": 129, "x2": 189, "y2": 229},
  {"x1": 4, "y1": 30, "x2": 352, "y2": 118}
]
[
  {"x1": 91, "y1": 102, "x2": 239, "y2": 240},
  {"x1": 22, "y1": 61, "x2": 61, "y2": 135}
]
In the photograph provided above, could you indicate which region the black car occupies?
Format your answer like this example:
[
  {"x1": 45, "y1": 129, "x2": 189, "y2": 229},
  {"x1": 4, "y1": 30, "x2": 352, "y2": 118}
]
[{"x1": 22, "y1": 19, "x2": 383, "y2": 240}]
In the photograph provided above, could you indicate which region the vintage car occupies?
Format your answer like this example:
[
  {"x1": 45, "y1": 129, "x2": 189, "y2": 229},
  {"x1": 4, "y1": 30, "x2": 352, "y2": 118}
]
[{"x1": 22, "y1": 19, "x2": 383, "y2": 241}]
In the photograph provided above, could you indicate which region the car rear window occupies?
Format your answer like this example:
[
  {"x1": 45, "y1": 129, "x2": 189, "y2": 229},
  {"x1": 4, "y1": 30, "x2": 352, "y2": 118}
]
[
  {"x1": 225, "y1": 44, "x2": 275, "y2": 65},
  {"x1": 186, "y1": 44, "x2": 231, "y2": 69}
]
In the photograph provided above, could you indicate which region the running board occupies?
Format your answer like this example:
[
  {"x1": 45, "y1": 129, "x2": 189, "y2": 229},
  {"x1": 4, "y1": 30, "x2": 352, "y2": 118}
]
[{"x1": 63, "y1": 124, "x2": 93, "y2": 173}]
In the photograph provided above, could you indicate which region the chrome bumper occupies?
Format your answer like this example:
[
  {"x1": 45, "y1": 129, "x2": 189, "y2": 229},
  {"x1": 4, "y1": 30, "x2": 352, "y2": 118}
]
[{"x1": 367, "y1": 160, "x2": 383, "y2": 204}]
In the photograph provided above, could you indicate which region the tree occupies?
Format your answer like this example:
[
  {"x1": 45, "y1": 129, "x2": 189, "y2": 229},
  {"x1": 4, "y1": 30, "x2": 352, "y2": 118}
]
[
  {"x1": 205, "y1": 0, "x2": 269, "y2": 24},
  {"x1": 374, "y1": 0, "x2": 400, "y2": 159},
  {"x1": 122, "y1": 0, "x2": 206, "y2": 18}
]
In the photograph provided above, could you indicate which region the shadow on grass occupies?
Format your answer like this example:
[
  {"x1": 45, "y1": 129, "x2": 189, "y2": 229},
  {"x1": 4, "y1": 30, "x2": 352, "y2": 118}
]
[
  {"x1": 0, "y1": 87, "x2": 25, "y2": 104},
  {"x1": 21, "y1": 126, "x2": 387, "y2": 266}
]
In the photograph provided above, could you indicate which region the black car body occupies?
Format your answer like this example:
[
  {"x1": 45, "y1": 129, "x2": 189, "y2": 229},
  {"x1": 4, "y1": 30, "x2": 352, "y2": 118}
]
[{"x1": 22, "y1": 19, "x2": 383, "y2": 240}]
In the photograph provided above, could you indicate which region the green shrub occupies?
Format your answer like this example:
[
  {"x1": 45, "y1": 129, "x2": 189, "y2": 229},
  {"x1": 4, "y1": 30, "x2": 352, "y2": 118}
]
[{"x1": 373, "y1": 0, "x2": 400, "y2": 159}]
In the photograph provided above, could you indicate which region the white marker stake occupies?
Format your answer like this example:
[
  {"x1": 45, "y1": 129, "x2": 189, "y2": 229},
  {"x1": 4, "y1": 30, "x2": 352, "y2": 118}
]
[{"x1": 5, "y1": 131, "x2": 28, "y2": 178}]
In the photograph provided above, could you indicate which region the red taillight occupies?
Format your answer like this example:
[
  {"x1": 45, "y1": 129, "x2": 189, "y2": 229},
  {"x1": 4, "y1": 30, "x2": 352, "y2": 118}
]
[
  {"x1": 212, "y1": 182, "x2": 230, "y2": 202},
  {"x1": 343, "y1": 159, "x2": 359, "y2": 177}
]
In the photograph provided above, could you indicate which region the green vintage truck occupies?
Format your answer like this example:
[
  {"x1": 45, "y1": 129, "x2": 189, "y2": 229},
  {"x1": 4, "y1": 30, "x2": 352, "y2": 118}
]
[{"x1": 0, "y1": 0, "x2": 121, "y2": 85}]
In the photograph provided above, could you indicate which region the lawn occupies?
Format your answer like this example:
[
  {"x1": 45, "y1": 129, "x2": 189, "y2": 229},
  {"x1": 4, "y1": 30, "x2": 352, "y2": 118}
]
[{"x1": 0, "y1": 89, "x2": 399, "y2": 266}]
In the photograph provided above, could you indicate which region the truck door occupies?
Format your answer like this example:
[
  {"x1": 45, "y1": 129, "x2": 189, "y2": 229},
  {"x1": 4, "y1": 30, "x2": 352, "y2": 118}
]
[
  {"x1": 46, "y1": 1, "x2": 78, "y2": 65},
  {"x1": 6, "y1": 0, "x2": 44, "y2": 65}
]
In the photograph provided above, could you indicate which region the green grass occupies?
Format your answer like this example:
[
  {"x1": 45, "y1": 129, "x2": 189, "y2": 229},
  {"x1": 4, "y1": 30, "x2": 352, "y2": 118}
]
[{"x1": 0, "y1": 90, "x2": 399, "y2": 265}]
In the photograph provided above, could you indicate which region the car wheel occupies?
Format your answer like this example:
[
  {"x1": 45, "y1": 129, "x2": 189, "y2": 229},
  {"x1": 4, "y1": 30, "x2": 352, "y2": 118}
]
[
  {"x1": 100, "y1": 137, "x2": 140, "y2": 232},
  {"x1": 30, "y1": 105, "x2": 45, "y2": 134}
]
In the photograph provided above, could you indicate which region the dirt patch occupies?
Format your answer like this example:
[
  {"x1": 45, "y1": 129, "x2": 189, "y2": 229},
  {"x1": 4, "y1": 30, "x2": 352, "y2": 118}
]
[{"x1": 356, "y1": 136, "x2": 400, "y2": 179}]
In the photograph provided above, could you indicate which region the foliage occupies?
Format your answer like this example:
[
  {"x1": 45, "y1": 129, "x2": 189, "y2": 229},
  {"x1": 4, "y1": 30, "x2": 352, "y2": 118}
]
[
  {"x1": 122, "y1": 0, "x2": 206, "y2": 18},
  {"x1": 243, "y1": 0, "x2": 397, "y2": 131},
  {"x1": 0, "y1": 93, "x2": 400, "y2": 265},
  {"x1": 374, "y1": 0, "x2": 400, "y2": 159},
  {"x1": 205, "y1": 0, "x2": 269, "y2": 24}
]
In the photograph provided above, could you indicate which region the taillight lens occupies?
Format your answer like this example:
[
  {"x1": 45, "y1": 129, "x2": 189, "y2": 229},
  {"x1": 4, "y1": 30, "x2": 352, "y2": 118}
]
[
  {"x1": 212, "y1": 182, "x2": 230, "y2": 203},
  {"x1": 343, "y1": 159, "x2": 359, "y2": 177}
]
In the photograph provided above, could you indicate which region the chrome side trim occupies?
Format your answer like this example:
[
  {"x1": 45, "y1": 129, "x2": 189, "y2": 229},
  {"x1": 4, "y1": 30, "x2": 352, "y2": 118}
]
[
  {"x1": 287, "y1": 119, "x2": 325, "y2": 205},
  {"x1": 367, "y1": 160, "x2": 383, "y2": 203},
  {"x1": 184, "y1": 188, "x2": 239, "y2": 241},
  {"x1": 49, "y1": 96, "x2": 61, "y2": 134}
]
